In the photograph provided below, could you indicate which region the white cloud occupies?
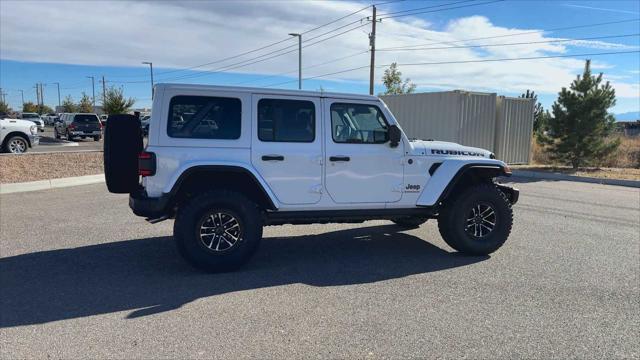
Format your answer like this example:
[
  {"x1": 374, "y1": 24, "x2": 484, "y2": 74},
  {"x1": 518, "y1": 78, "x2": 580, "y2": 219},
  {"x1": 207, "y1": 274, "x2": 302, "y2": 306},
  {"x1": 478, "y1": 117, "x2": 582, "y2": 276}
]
[{"x1": 1, "y1": 0, "x2": 638, "y2": 99}]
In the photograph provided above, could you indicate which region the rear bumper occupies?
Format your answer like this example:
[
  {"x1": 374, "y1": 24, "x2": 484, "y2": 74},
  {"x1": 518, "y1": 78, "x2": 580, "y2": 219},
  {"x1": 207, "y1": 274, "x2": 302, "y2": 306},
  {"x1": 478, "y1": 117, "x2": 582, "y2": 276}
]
[
  {"x1": 129, "y1": 190, "x2": 171, "y2": 218},
  {"x1": 497, "y1": 184, "x2": 519, "y2": 205},
  {"x1": 70, "y1": 131, "x2": 102, "y2": 136}
]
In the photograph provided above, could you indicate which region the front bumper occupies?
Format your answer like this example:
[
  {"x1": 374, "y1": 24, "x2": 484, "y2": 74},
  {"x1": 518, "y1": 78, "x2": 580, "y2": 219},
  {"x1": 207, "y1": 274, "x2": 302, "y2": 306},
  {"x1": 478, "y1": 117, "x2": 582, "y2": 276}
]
[
  {"x1": 129, "y1": 190, "x2": 171, "y2": 219},
  {"x1": 29, "y1": 134, "x2": 40, "y2": 147},
  {"x1": 497, "y1": 184, "x2": 519, "y2": 205}
]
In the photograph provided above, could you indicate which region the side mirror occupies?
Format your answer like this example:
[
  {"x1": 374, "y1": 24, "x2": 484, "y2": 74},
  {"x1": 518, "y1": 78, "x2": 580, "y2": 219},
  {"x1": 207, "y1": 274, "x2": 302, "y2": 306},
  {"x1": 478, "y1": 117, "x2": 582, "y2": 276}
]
[{"x1": 389, "y1": 125, "x2": 401, "y2": 148}]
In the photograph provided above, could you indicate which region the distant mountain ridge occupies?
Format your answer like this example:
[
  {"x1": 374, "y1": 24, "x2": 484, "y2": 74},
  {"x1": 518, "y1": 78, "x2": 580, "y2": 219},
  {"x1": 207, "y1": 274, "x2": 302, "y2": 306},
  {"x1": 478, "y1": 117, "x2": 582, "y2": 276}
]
[{"x1": 615, "y1": 112, "x2": 640, "y2": 122}]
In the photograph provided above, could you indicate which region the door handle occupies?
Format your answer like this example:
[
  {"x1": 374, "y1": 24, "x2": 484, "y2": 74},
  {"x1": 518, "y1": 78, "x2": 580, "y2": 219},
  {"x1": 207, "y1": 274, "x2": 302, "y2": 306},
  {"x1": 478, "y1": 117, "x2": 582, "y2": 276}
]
[
  {"x1": 262, "y1": 155, "x2": 285, "y2": 161},
  {"x1": 329, "y1": 156, "x2": 350, "y2": 162}
]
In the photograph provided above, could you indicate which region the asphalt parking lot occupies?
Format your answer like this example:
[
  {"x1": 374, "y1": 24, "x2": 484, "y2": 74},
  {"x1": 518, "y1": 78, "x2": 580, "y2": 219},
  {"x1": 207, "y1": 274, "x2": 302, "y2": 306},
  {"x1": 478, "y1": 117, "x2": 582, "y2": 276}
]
[
  {"x1": 32, "y1": 126, "x2": 103, "y2": 153},
  {"x1": 1, "y1": 179, "x2": 638, "y2": 358}
]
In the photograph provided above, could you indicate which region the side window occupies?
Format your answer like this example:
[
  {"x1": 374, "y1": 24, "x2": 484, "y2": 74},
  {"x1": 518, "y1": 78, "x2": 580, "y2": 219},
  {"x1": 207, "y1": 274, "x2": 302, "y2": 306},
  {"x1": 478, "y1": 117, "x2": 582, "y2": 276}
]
[
  {"x1": 331, "y1": 103, "x2": 389, "y2": 144},
  {"x1": 167, "y1": 95, "x2": 241, "y2": 139},
  {"x1": 258, "y1": 99, "x2": 315, "y2": 142}
]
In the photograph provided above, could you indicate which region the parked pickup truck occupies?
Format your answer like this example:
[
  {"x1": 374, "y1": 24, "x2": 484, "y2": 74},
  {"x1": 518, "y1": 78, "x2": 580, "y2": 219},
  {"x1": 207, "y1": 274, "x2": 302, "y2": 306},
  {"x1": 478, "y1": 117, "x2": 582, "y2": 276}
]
[
  {"x1": 103, "y1": 84, "x2": 519, "y2": 272},
  {"x1": 1, "y1": 118, "x2": 39, "y2": 153},
  {"x1": 55, "y1": 113, "x2": 103, "y2": 141}
]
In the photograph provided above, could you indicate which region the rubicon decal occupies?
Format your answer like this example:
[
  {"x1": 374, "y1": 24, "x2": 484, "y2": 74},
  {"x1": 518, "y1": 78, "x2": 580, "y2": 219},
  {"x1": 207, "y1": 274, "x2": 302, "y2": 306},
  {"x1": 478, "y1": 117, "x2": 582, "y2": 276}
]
[{"x1": 431, "y1": 149, "x2": 484, "y2": 157}]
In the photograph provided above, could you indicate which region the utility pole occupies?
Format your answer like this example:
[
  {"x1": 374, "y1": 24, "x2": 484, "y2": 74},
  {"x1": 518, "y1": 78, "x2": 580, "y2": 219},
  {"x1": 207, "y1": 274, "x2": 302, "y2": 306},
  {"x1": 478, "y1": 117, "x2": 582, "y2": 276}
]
[
  {"x1": 369, "y1": 5, "x2": 377, "y2": 95},
  {"x1": 142, "y1": 62, "x2": 154, "y2": 98},
  {"x1": 52, "y1": 82, "x2": 61, "y2": 107},
  {"x1": 288, "y1": 33, "x2": 302, "y2": 90},
  {"x1": 34, "y1": 84, "x2": 39, "y2": 106},
  {"x1": 19, "y1": 89, "x2": 24, "y2": 105},
  {"x1": 86, "y1": 76, "x2": 96, "y2": 107},
  {"x1": 101, "y1": 76, "x2": 107, "y2": 106}
]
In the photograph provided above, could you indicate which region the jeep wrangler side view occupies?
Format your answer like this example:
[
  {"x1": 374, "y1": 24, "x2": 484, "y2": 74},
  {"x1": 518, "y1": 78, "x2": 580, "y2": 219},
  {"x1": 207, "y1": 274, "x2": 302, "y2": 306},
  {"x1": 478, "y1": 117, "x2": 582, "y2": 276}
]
[{"x1": 104, "y1": 84, "x2": 518, "y2": 272}]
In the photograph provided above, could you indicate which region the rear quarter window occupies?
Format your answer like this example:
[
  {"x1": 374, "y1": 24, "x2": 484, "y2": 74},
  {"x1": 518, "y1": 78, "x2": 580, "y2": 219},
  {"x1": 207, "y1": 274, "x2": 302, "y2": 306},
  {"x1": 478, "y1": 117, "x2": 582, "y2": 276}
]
[{"x1": 167, "y1": 95, "x2": 241, "y2": 139}]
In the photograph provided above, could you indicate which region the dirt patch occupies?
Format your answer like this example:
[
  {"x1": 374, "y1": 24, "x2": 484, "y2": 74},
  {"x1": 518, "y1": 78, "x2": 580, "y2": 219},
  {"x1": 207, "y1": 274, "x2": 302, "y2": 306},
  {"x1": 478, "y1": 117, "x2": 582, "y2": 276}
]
[
  {"x1": 0, "y1": 152, "x2": 103, "y2": 184},
  {"x1": 513, "y1": 165, "x2": 640, "y2": 181}
]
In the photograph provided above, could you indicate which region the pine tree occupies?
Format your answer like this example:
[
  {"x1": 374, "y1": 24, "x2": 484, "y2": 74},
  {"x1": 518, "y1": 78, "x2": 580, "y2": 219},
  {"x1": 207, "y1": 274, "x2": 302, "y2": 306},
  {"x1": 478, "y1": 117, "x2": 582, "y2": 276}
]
[
  {"x1": 102, "y1": 86, "x2": 135, "y2": 115},
  {"x1": 546, "y1": 60, "x2": 619, "y2": 168},
  {"x1": 520, "y1": 90, "x2": 545, "y2": 133},
  {"x1": 381, "y1": 63, "x2": 416, "y2": 95}
]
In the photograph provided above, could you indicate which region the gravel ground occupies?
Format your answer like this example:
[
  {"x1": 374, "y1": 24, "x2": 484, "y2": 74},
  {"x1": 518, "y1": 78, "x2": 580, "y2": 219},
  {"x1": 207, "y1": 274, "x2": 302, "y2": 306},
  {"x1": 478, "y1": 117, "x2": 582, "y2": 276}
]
[
  {"x1": 0, "y1": 152, "x2": 103, "y2": 183},
  {"x1": 513, "y1": 165, "x2": 640, "y2": 181},
  {"x1": 0, "y1": 179, "x2": 638, "y2": 359}
]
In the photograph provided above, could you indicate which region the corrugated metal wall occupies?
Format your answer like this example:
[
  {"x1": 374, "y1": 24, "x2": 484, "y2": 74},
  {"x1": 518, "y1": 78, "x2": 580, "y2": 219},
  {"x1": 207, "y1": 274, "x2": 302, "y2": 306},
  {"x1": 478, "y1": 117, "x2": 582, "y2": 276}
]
[
  {"x1": 494, "y1": 96, "x2": 535, "y2": 164},
  {"x1": 381, "y1": 91, "x2": 534, "y2": 164}
]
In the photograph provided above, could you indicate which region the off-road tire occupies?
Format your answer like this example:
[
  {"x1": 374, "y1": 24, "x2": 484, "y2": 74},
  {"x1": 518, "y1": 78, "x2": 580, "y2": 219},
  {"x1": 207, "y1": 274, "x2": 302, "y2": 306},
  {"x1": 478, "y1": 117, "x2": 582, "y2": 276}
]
[
  {"x1": 438, "y1": 183, "x2": 512, "y2": 255},
  {"x1": 103, "y1": 114, "x2": 142, "y2": 193},
  {"x1": 174, "y1": 190, "x2": 263, "y2": 272},
  {"x1": 392, "y1": 217, "x2": 428, "y2": 228}
]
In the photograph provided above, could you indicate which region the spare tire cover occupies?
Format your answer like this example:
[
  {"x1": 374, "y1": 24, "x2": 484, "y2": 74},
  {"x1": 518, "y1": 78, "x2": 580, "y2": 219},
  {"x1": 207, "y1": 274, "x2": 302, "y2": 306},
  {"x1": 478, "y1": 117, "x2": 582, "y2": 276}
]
[{"x1": 104, "y1": 114, "x2": 143, "y2": 193}]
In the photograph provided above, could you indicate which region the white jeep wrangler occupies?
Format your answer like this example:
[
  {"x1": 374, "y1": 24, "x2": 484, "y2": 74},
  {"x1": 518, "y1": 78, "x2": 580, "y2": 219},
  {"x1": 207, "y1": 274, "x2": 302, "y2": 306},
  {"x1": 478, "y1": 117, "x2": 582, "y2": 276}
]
[{"x1": 104, "y1": 84, "x2": 518, "y2": 272}]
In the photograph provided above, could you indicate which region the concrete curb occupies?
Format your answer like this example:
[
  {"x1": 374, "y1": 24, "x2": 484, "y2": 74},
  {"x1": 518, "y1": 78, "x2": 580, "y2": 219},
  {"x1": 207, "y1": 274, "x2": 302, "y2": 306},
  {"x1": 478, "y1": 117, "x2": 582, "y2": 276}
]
[
  {"x1": 39, "y1": 141, "x2": 79, "y2": 147},
  {"x1": 0, "y1": 174, "x2": 105, "y2": 194},
  {"x1": 512, "y1": 170, "x2": 640, "y2": 188}
]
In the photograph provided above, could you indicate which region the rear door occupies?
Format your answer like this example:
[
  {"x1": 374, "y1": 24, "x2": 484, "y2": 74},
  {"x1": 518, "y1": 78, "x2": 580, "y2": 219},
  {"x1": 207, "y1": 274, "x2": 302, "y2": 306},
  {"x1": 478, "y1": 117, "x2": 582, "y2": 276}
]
[{"x1": 250, "y1": 94, "x2": 322, "y2": 205}]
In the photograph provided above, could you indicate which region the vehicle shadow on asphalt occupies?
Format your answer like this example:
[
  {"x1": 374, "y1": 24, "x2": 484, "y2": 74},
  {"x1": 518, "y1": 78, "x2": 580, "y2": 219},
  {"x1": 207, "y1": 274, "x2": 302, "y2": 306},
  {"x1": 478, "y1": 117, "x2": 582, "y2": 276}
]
[{"x1": 0, "y1": 224, "x2": 487, "y2": 327}]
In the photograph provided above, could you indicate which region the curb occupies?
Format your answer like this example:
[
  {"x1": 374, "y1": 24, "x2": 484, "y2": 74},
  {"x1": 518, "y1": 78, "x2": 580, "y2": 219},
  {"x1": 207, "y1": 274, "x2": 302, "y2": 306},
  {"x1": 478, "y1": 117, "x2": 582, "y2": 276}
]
[
  {"x1": 39, "y1": 141, "x2": 79, "y2": 147},
  {"x1": 0, "y1": 149, "x2": 101, "y2": 156},
  {"x1": 0, "y1": 174, "x2": 105, "y2": 194},
  {"x1": 512, "y1": 170, "x2": 640, "y2": 188}
]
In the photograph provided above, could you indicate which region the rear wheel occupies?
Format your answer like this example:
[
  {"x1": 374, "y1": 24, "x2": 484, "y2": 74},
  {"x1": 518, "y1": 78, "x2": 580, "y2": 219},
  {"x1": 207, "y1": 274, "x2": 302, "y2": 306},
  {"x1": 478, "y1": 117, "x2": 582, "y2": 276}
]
[
  {"x1": 174, "y1": 190, "x2": 262, "y2": 272},
  {"x1": 67, "y1": 131, "x2": 74, "y2": 141},
  {"x1": 438, "y1": 183, "x2": 512, "y2": 255},
  {"x1": 54, "y1": 128, "x2": 60, "y2": 139},
  {"x1": 392, "y1": 217, "x2": 427, "y2": 228},
  {"x1": 94, "y1": 135, "x2": 101, "y2": 141}
]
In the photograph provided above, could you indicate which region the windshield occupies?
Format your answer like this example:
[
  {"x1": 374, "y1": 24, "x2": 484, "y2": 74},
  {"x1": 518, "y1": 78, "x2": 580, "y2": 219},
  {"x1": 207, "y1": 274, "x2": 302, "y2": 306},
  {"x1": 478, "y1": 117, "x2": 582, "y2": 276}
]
[{"x1": 22, "y1": 113, "x2": 40, "y2": 119}]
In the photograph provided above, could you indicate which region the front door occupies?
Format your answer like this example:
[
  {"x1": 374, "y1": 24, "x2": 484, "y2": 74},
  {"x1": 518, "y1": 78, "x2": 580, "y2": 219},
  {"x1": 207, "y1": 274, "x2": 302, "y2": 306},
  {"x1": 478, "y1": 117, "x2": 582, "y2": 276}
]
[
  {"x1": 324, "y1": 100, "x2": 404, "y2": 203},
  {"x1": 251, "y1": 94, "x2": 322, "y2": 205}
]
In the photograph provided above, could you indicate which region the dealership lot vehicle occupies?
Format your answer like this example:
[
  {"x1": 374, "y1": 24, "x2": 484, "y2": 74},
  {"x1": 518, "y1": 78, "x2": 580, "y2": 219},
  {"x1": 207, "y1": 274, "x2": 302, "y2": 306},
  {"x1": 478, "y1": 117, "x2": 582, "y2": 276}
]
[
  {"x1": 0, "y1": 180, "x2": 637, "y2": 358},
  {"x1": 104, "y1": 84, "x2": 519, "y2": 272},
  {"x1": 55, "y1": 113, "x2": 103, "y2": 141},
  {"x1": 18, "y1": 112, "x2": 45, "y2": 131},
  {"x1": 0, "y1": 118, "x2": 39, "y2": 153}
]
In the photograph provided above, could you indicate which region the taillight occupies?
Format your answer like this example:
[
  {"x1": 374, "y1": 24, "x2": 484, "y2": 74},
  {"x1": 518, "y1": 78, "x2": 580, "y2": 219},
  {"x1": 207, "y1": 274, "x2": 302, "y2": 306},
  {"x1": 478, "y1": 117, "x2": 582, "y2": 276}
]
[
  {"x1": 68, "y1": 124, "x2": 76, "y2": 130},
  {"x1": 138, "y1": 151, "x2": 156, "y2": 177}
]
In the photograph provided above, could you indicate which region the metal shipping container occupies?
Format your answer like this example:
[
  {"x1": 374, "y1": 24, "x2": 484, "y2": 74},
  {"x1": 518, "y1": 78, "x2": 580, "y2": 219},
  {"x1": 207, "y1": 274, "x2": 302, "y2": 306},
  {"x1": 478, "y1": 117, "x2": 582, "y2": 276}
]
[
  {"x1": 494, "y1": 96, "x2": 535, "y2": 164},
  {"x1": 381, "y1": 91, "x2": 496, "y2": 150},
  {"x1": 381, "y1": 90, "x2": 534, "y2": 164}
]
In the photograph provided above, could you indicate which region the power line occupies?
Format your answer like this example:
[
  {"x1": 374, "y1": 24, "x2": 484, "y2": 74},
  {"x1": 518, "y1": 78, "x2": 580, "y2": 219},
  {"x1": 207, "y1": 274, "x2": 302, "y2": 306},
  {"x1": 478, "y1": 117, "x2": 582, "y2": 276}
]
[
  {"x1": 381, "y1": 18, "x2": 640, "y2": 51},
  {"x1": 379, "y1": 0, "x2": 504, "y2": 20},
  {"x1": 263, "y1": 50, "x2": 640, "y2": 87},
  {"x1": 153, "y1": 22, "x2": 372, "y2": 83},
  {"x1": 233, "y1": 49, "x2": 369, "y2": 85},
  {"x1": 377, "y1": 0, "x2": 477, "y2": 17},
  {"x1": 376, "y1": 33, "x2": 640, "y2": 51}
]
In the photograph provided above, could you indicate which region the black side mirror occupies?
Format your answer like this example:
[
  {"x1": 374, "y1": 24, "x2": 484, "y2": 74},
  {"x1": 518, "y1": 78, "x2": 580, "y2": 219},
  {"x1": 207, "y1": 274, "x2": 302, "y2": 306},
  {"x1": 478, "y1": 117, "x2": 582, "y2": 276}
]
[{"x1": 389, "y1": 125, "x2": 401, "y2": 148}]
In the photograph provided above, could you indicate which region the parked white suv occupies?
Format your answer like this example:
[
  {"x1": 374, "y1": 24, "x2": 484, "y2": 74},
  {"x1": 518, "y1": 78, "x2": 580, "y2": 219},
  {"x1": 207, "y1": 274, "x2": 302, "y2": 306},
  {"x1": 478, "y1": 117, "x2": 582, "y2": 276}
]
[
  {"x1": 104, "y1": 84, "x2": 519, "y2": 272},
  {"x1": 0, "y1": 118, "x2": 39, "y2": 153},
  {"x1": 19, "y1": 112, "x2": 45, "y2": 132}
]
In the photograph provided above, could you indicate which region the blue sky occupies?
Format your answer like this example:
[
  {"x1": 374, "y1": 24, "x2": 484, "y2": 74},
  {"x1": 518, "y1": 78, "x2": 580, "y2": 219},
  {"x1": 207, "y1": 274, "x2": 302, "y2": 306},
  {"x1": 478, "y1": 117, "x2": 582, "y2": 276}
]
[{"x1": 1, "y1": 0, "x2": 638, "y2": 115}]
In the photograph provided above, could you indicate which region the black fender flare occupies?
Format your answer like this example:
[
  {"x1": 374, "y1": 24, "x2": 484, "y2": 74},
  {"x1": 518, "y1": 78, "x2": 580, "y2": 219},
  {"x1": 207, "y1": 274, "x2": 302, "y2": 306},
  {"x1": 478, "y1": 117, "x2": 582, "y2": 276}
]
[{"x1": 436, "y1": 163, "x2": 511, "y2": 204}]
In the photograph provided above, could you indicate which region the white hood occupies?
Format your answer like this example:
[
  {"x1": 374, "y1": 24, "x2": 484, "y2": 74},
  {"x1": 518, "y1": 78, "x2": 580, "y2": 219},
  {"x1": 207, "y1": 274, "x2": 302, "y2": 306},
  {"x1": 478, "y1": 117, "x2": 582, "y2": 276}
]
[{"x1": 408, "y1": 139, "x2": 493, "y2": 159}]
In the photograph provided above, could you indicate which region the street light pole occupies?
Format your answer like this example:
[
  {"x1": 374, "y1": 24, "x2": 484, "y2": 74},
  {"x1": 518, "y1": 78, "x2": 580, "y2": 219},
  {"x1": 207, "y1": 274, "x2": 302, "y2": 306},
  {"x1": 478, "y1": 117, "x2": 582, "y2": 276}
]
[
  {"x1": 19, "y1": 90, "x2": 24, "y2": 105},
  {"x1": 86, "y1": 76, "x2": 95, "y2": 107},
  {"x1": 142, "y1": 61, "x2": 154, "y2": 98},
  {"x1": 288, "y1": 33, "x2": 302, "y2": 90}
]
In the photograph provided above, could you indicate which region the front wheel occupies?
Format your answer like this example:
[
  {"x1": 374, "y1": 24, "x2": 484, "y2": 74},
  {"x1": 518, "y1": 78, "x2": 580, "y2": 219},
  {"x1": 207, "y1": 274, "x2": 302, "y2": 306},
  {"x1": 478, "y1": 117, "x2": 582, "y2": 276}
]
[
  {"x1": 173, "y1": 190, "x2": 263, "y2": 272},
  {"x1": 438, "y1": 183, "x2": 513, "y2": 255},
  {"x1": 4, "y1": 136, "x2": 28, "y2": 154}
]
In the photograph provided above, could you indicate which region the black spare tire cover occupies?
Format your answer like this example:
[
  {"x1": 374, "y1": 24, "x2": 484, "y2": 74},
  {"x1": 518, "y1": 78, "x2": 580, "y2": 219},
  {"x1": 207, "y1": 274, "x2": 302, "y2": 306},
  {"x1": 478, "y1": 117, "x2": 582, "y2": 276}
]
[{"x1": 104, "y1": 114, "x2": 143, "y2": 193}]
